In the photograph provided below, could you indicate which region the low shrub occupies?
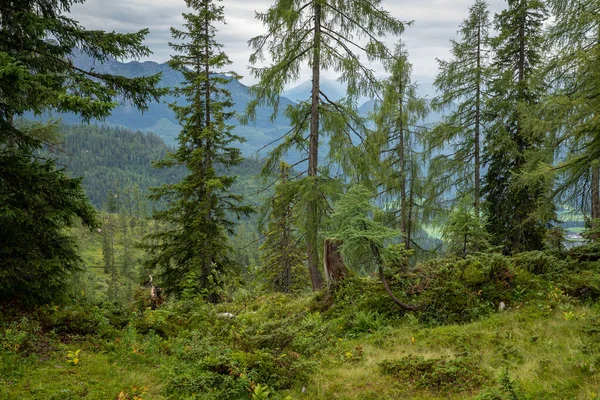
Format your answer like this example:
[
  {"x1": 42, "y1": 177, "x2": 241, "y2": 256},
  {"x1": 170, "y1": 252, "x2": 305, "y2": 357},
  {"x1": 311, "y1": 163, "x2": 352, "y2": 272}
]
[
  {"x1": 409, "y1": 254, "x2": 515, "y2": 324},
  {"x1": 379, "y1": 354, "x2": 488, "y2": 393},
  {"x1": 166, "y1": 346, "x2": 314, "y2": 399}
]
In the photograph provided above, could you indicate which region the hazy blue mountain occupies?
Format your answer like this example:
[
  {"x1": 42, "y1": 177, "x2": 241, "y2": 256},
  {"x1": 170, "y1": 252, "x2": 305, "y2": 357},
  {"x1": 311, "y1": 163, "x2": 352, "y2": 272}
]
[
  {"x1": 358, "y1": 99, "x2": 377, "y2": 117},
  {"x1": 33, "y1": 50, "x2": 295, "y2": 158},
  {"x1": 32, "y1": 51, "x2": 442, "y2": 164},
  {"x1": 282, "y1": 77, "x2": 346, "y2": 103}
]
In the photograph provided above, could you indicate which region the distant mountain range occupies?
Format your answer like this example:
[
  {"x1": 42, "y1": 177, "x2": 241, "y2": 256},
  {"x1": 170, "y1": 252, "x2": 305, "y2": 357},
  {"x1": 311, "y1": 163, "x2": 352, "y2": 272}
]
[
  {"x1": 282, "y1": 78, "x2": 347, "y2": 103},
  {"x1": 32, "y1": 51, "x2": 440, "y2": 160}
]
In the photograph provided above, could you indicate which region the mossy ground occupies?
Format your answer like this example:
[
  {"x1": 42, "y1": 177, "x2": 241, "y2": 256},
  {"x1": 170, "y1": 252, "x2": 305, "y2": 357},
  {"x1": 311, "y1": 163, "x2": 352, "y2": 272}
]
[{"x1": 2, "y1": 296, "x2": 600, "y2": 399}]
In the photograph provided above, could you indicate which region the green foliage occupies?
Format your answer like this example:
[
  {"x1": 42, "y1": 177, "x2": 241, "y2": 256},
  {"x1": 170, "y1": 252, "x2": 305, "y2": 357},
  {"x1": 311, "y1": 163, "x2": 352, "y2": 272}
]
[
  {"x1": 347, "y1": 310, "x2": 385, "y2": 335},
  {"x1": 534, "y1": 0, "x2": 600, "y2": 230},
  {"x1": 37, "y1": 304, "x2": 112, "y2": 337},
  {"x1": 0, "y1": 317, "x2": 40, "y2": 354},
  {"x1": 117, "y1": 385, "x2": 148, "y2": 400},
  {"x1": 328, "y1": 185, "x2": 398, "y2": 271},
  {"x1": 3, "y1": 246, "x2": 600, "y2": 399},
  {"x1": 66, "y1": 349, "x2": 81, "y2": 366},
  {"x1": 442, "y1": 196, "x2": 491, "y2": 256},
  {"x1": 143, "y1": 0, "x2": 252, "y2": 300},
  {"x1": 380, "y1": 355, "x2": 488, "y2": 393},
  {"x1": 484, "y1": 0, "x2": 552, "y2": 254},
  {"x1": 429, "y1": 0, "x2": 491, "y2": 211},
  {"x1": 246, "y1": 0, "x2": 405, "y2": 119},
  {"x1": 246, "y1": 0, "x2": 406, "y2": 291},
  {"x1": 328, "y1": 276, "x2": 400, "y2": 318},
  {"x1": 0, "y1": 0, "x2": 165, "y2": 305},
  {"x1": 368, "y1": 42, "x2": 430, "y2": 252},
  {"x1": 251, "y1": 383, "x2": 271, "y2": 400},
  {"x1": 402, "y1": 254, "x2": 517, "y2": 324},
  {"x1": 41, "y1": 124, "x2": 183, "y2": 210},
  {"x1": 0, "y1": 137, "x2": 98, "y2": 304},
  {"x1": 259, "y1": 162, "x2": 308, "y2": 293}
]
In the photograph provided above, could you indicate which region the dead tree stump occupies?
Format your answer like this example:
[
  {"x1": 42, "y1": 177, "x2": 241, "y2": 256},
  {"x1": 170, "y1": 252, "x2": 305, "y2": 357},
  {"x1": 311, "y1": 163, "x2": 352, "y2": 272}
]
[{"x1": 323, "y1": 239, "x2": 348, "y2": 291}]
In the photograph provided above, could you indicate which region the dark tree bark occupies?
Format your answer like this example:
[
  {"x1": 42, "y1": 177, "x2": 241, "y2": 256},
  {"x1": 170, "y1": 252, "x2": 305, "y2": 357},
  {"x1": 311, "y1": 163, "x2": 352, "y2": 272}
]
[
  {"x1": 307, "y1": 1, "x2": 324, "y2": 291},
  {"x1": 323, "y1": 239, "x2": 348, "y2": 289}
]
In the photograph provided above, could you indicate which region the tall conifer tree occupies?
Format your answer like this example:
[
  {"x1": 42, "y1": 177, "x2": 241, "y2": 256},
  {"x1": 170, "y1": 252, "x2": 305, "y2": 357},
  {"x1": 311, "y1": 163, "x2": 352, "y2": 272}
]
[
  {"x1": 370, "y1": 43, "x2": 428, "y2": 251},
  {"x1": 430, "y1": 0, "x2": 491, "y2": 215},
  {"x1": 245, "y1": 0, "x2": 405, "y2": 290},
  {"x1": 536, "y1": 0, "x2": 600, "y2": 238},
  {"x1": 0, "y1": 0, "x2": 164, "y2": 304},
  {"x1": 484, "y1": 0, "x2": 551, "y2": 253},
  {"x1": 144, "y1": 0, "x2": 251, "y2": 301}
]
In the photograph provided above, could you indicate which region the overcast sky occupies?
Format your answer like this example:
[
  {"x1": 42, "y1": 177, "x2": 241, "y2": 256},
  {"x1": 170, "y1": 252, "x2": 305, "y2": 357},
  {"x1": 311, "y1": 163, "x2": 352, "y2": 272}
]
[{"x1": 68, "y1": 0, "x2": 507, "y2": 87}]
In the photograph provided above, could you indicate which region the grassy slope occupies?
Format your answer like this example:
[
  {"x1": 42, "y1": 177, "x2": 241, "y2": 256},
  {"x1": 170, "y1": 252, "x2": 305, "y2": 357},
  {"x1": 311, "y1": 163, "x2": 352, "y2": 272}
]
[
  {"x1": 2, "y1": 297, "x2": 600, "y2": 399},
  {"x1": 311, "y1": 306, "x2": 599, "y2": 399}
]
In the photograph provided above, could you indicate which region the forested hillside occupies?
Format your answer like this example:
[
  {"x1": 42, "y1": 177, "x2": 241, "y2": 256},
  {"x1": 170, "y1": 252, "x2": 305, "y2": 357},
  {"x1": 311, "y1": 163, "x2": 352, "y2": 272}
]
[{"x1": 43, "y1": 124, "x2": 267, "y2": 212}]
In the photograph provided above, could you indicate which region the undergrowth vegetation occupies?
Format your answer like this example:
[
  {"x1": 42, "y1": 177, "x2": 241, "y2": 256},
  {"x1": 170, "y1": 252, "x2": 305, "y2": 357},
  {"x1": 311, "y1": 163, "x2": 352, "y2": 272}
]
[{"x1": 2, "y1": 245, "x2": 600, "y2": 399}]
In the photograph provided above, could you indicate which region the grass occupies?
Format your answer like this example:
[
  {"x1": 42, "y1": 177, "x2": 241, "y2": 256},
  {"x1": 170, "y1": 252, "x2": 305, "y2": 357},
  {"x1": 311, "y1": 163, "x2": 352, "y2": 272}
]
[
  {"x1": 1, "y1": 343, "x2": 166, "y2": 399},
  {"x1": 2, "y1": 298, "x2": 600, "y2": 399},
  {"x1": 295, "y1": 304, "x2": 600, "y2": 399}
]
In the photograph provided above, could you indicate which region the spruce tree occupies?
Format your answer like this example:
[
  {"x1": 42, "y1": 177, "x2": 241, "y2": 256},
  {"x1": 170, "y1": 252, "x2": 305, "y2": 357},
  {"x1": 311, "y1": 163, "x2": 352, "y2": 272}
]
[
  {"x1": 0, "y1": 0, "x2": 164, "y2": 304},
  {"x1": 484, "y1": 0, "x2": 551, "y2": 253},
  {"x1": 537, "y1": 0, "x2": 600, "y2": 238},
  {"x1": 144, "y1": 0, "x2": 251, "y2": 301},
  {"x1": 245, "y1": 0, "x2": 405, "y2": 290},
  {"x1": 430, "y1": 0, "x2": 492, "y2": 214},
  {"x1": 442, "y1": 196, "x2": 491, "y2": 257}
]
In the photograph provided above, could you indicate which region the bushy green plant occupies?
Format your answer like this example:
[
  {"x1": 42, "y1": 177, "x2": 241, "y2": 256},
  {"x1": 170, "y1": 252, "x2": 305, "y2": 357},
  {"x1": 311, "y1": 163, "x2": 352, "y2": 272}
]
[
  {"x1": 379, "y1": 355, "x2": 488, "y2": 393},
  {"x1": 346, "y1": 310, "x2": 385, "y2": 335},
  {"x1": 166, "y1": 345, "x2": 313, "y2": 399},
  {"x1": 66, "y1": 349, "x2": 81, "y2": 366},
  {"x1": 131, "y1": 307, "x2": 182, "y2": 338},
  {"x1": 251, "y1": 383, "x2": 270, "y2": 400},
  {"x1": 511, "y1": 251, "x2": 570, "y2": 275},
  {"x1": 37, "y1": 304, "x2": 104, "y2": 336},
  {"x1": 329, "y1": 276, "x2": 402, "y2": 317},
  {"x1": 0, "y1": 317, "x2": 39, "y2": 353},
  {"x1": 411, "y1": 254, "x2": 515, "y2": 324}
]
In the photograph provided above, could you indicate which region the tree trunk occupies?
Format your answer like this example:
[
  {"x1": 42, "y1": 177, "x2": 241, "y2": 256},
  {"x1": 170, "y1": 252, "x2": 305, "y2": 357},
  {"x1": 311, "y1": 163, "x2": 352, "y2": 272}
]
[
  {"x1": 407, "y1": 160, "x2": 415, "y2": 251},
  {"x1": 398, "y1": 95, "x2": 408, "y2": 250},
  {"x1": 281, "y1": 163, "x2": 293, "y2": 293},
  {"x1": 370, "y1": 243, "x2": 419, "y2": 311},
  {"x1": 307, "y1": 2, "x2": 324, "y2": 291},
  {"x1": 203, "y1": 1, "x2": 217, "y2": 303},
  {"x1": 323, "y1": 239, "x2": 348, "y2": 290},
  {"x1": 474, "y1": 18, "x2": 482, "y2": 216}
]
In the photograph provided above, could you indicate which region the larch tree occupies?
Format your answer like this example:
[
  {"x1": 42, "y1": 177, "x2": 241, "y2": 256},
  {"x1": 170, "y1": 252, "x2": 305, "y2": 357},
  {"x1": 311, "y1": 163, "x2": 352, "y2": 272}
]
[
  {"x1": 429, "y1": 0, "x2": 492, "y2": 215},
  {"x1": 484, "y1": 0, "x2": 552, "y2": 253},
  {"x1": 0, "y1": 0, "x2": 165, "y2": 304},
  {"x1": 328, "y1": 185, "x2": 419, "y2": 310},
  {"x1": 369, "y1": 42, "x2": 429, "y2": 251},
  {"x1": 245, "y1": 0, "x2": 405, "y2": 290},
  {"x1": 144, "y1": 0, "x2": 251, "y2": 302}
]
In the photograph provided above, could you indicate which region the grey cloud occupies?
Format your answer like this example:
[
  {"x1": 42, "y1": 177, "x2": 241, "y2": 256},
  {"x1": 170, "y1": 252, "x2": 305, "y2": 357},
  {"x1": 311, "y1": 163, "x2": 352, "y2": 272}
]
[{"x1": 68, "y1": 0, "x2": 508, "y2": 84}]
